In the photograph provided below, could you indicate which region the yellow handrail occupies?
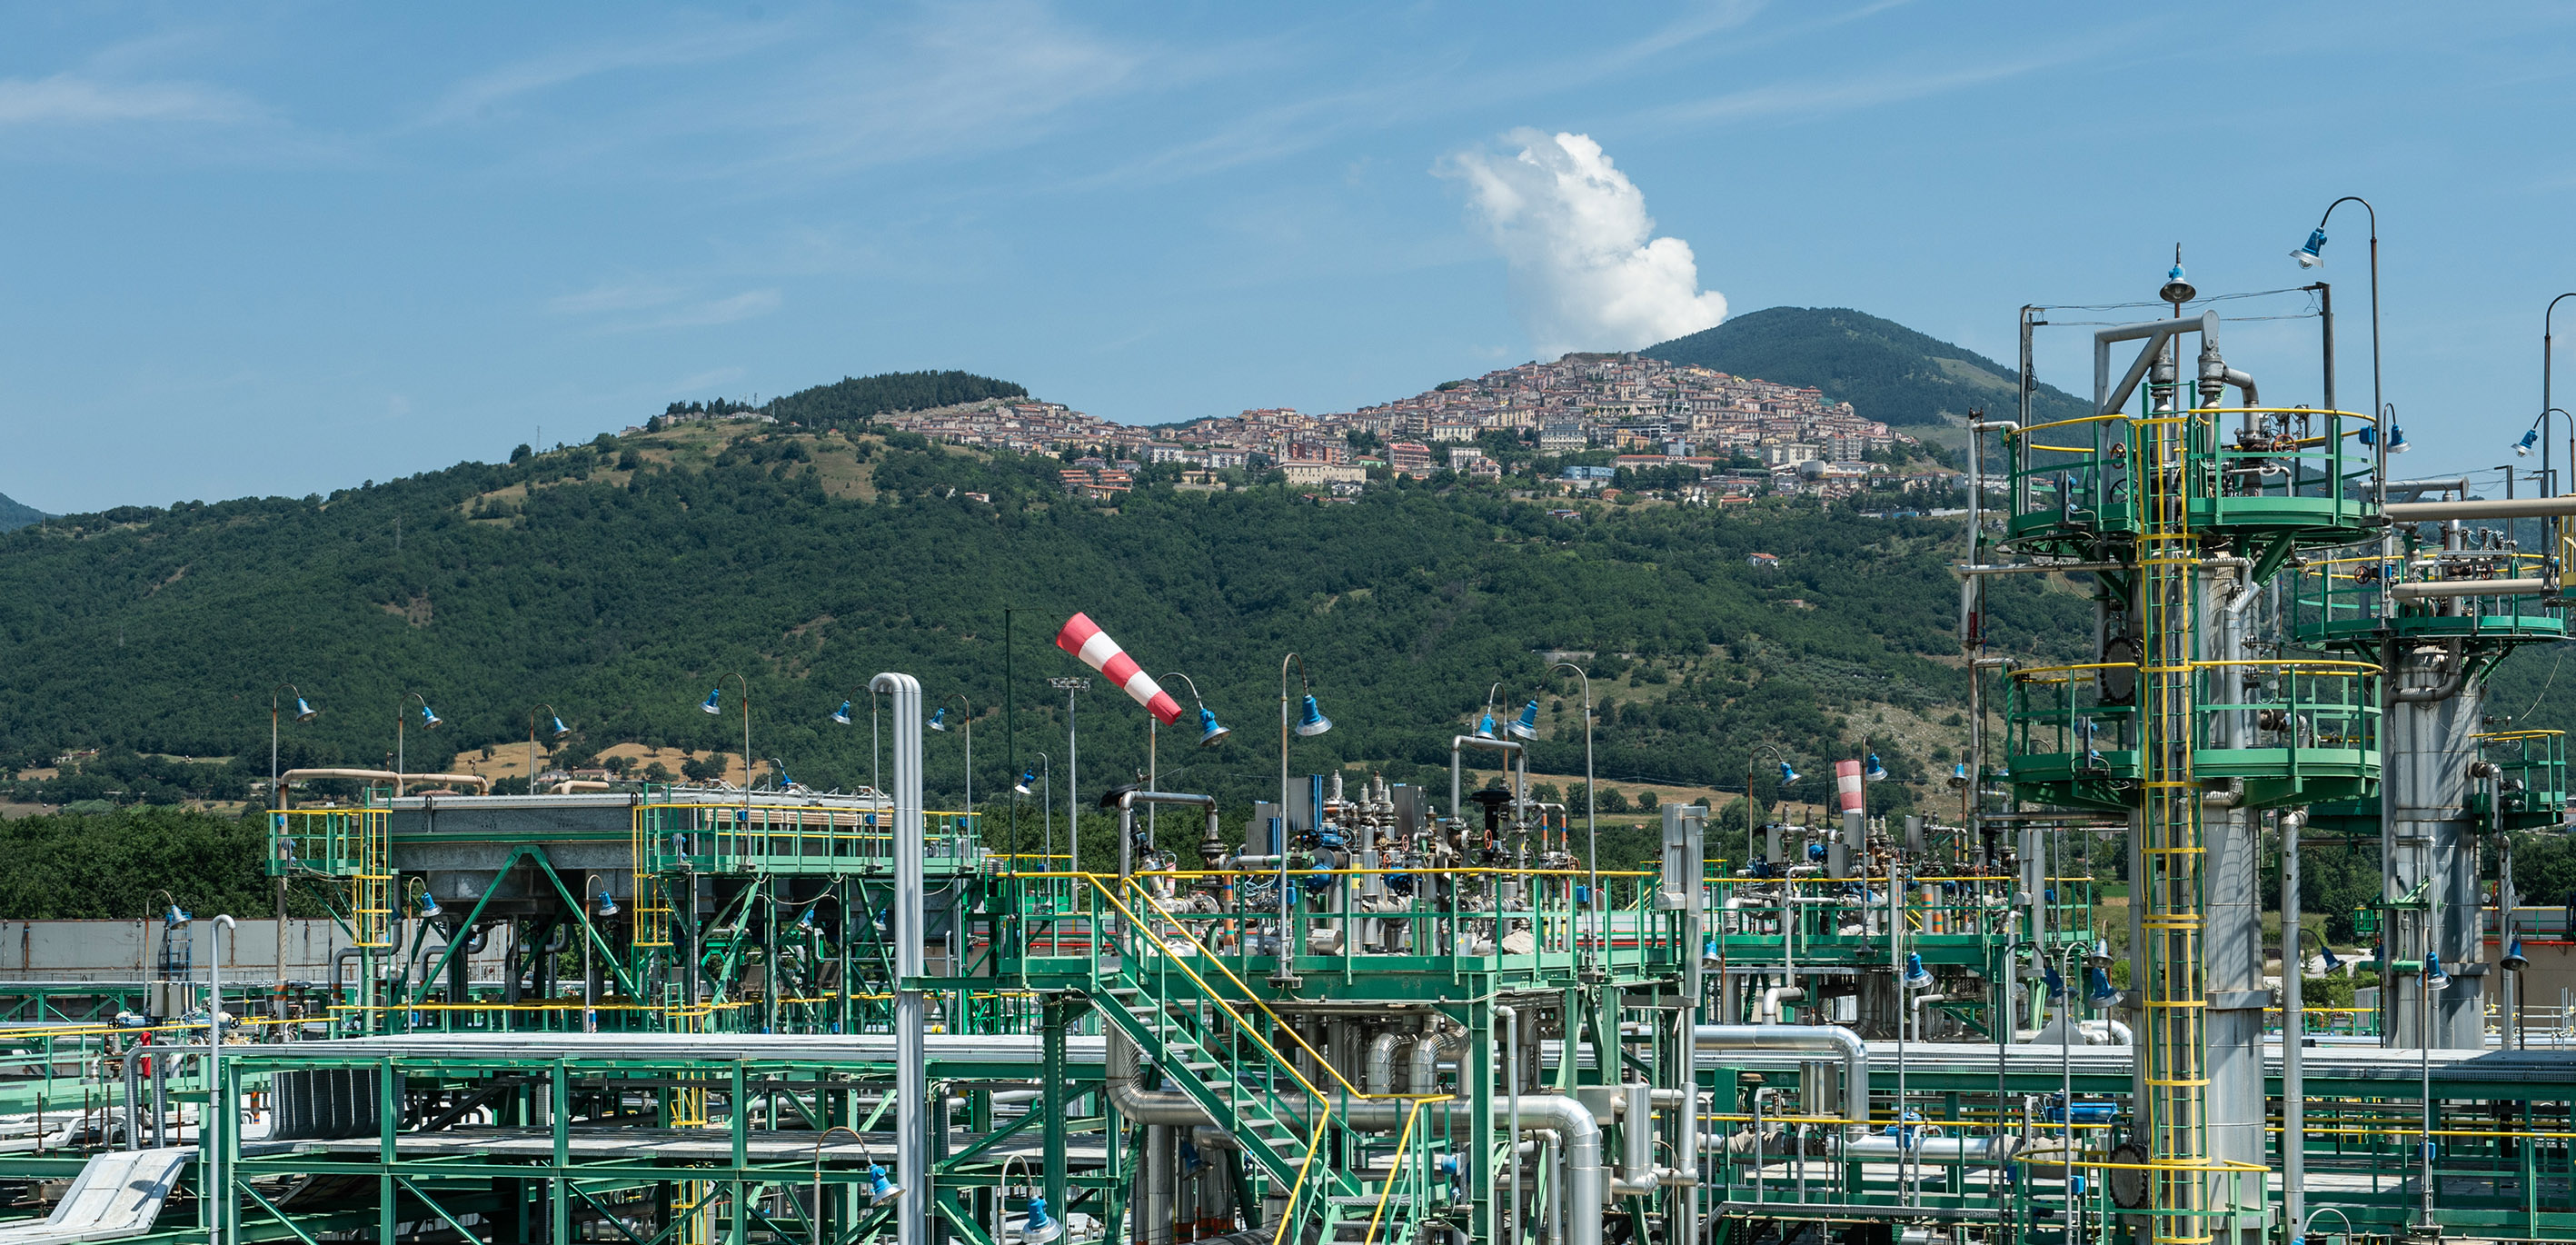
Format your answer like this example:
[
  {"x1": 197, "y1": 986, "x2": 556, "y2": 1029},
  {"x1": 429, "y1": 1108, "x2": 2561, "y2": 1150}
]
[
  {"x1": 1271, "y1": 1112, "x2": 1335, "y2": 1245},
  {"x1": 1361, "y1": 1098, "x2": 1431, "y2": 1245},
  {"x1": 1090, "y1": 877, "x2": 1356, "y2": 1104}
]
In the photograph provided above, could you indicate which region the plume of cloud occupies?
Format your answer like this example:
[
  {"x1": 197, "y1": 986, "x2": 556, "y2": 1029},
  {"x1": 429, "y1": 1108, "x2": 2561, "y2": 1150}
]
[{"x1": 1441, "y1": 129, "x2": 1725, "y2": 358}]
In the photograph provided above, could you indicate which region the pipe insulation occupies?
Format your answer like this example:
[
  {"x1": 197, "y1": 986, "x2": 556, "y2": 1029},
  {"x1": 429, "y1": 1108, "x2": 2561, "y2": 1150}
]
[{"x1": 868, "y1": 671, "x2": 928, "y2": 1245}]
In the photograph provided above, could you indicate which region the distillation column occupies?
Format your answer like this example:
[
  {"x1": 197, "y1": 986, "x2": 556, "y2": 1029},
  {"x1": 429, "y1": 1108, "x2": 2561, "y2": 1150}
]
[{"x1": 2382, "y1": 640, "x2": 2485, "y2": 1049}]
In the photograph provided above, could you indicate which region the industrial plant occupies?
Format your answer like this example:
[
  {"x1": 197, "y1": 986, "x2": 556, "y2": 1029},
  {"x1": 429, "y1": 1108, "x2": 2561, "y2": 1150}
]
[{"x1": 8, "y1": 244, "x2": 2576, "y2": 1245}]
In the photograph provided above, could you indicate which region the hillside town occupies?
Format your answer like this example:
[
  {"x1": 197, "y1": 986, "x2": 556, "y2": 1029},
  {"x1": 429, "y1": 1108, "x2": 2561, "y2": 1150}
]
[{"x1": 663, "y1": 352, "x2": 1945, "y2": 501}]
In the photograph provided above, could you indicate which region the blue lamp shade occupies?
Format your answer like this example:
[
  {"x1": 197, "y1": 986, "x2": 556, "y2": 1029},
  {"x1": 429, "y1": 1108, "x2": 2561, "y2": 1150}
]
[
  {"x1": 419, "y1": 704, "x2": 443, "y2": 729},
  {"x1": 2388, "y1": 424, "x2": 2408, "y2": 453},
  {"x1": 1776, "y1": 761, "x2": 1799, "y2": 785},
  {"x1": 1508, "y1": 700, "x2": 1541, "y2": 741},
  {"x1": 1197, "y1": 707, "x2": 1231, "y2": 748},
  {"x1": 1013, "y1": 770, "x2": 1038, "y2": 796},
  {"x1": 2086, "y1": 966, "x2": 2118, "y2": 1006},
  {"x1": 867, "y1": 1163, "x2": 902, "y2": 1204},
  {"x1": 291, "y1": 696, "x2": 320, "y2": 723},
  {"x1": 2086, "y1": 748, "x2": 2105, "y2": 768},
  {"x1": 1474, "y1": 711, "x2": 1497, "y2": 740},
  {"x1": 1864, "y1": 752, "x2": 1888, "y2": 782},
  {"x1": 831, "y1": 700, "x2": 854, "y2": 726},
  {"x1": 417, "y1": 890, "x2": 443, "y2": 919},
  {"x1": 2320, "y1": 943, "x2": 2342, "y2": 972},
  {"x1": 593, "y1": 890, "x2": 620, "y2": 918},
  {"x1": 1903, "y1": 953, "x2": 1934, "y2": 990},
  {"x1": 1296, "y1": 694, "x2": 1332, "y2": 737},
  {"x1": 2518, "y1": 428, "x2": 2542, "y2": 456},
  {"x1": 701, "y1": 689, "x2": 722, "y2": 715},
  {"x1": 2291, "y1": 227, "x2": 2328, "y2": 267},
  {"x1": 164, "y1": 904, "x2": 192, "y2": 929},
  {"x1": 1021, "y1": 1196, "x2": 1064, "y2": 1245},
  {"x1": 796, "y1": 906, "x2": 818, "y2": 931},
  {"x1": 928, "y1": 707, "x2": 950, "y2": 732},
  {"x1": 2043, "y1": 965, "x2": 2066, "y2": 1001},
  {"x1": 2424, "y1": 952, "x2": 2450, "y2": 991},
  {"x1": 2504, "y1": 940, "x2": 2531, "y2": 971},
  {"x1": 1949, "y1": 762, "x2": 1968, "y2": 787},
  {"x1": 550, "y1": 715, "x2": 571, "y2": 737}
]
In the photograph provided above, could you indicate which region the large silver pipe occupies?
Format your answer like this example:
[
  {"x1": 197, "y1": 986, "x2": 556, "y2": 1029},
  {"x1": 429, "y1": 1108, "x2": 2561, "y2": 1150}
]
[
  {"x1": 1142, "y1": 1123, "x2": 1176, "y2": 1245},
  {"x1": 2387, "y1": 496, "x2": 2576, "y2": 521},
  {"x1": 2389, "y1": 577, "x2": 2553, "y2": 599},
  {"x1": 2094, "y1": 312, "x2": 2223, "y2": 417},
  {"x1": 2280, "y1": 809, "x2": 2310, "y2": 1245},
  {"x1": 1365, "y1": 1031, "x2": 1405, "y2": 1095},
  {"x1": 1694, "y1": 1025, "x2": 1868, "y2": 1125},
  {"x1": 869, "y1": 671, "x2": 928, "y2": 1245}
]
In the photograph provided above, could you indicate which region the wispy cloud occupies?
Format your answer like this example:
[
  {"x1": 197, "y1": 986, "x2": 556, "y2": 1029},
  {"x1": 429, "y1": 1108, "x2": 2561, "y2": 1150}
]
[
  {"x1": 0, "y1": 73, "x2": 255, "y2": 127},
  {"x1": 417, "y1": 22, "x2": 789, "y2": 128},
  {"x1": 1639, "y1": 27, "x2": 2133, "y2": 129},
  {"x1": 617, "y1": 289, "x2": 781, "y2": 332},
  {"x1": 547, "y1": 280, "x2": 685, "y2": 315}
]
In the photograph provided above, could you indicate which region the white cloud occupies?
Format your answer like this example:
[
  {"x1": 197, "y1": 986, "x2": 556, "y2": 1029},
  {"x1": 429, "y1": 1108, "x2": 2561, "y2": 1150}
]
[
  {"x1": 1440, "y1": 129, "x2": 1726, "y2": 359},
  {"x1": 621, "y1": 289, "x2": 781, "y2": 332},
  {"x1": 547, "y1": 280, "x2": 684, "y2": 315},
  {"x1": 0, "y1": 74, "x2": 254, "y2": 126}
]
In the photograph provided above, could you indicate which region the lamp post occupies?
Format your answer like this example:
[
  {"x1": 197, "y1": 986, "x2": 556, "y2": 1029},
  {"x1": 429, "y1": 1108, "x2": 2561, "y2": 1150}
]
[
  {"x1": 702, "y1": 673, "x2": 751, "y2": 829},
  {"x1": 2519, "y1": 405, "x2": 2573, "y2": 583},
  {"x1": 1746, "y1": 743, "x2": 1799, "y2": 867},
  {"x1": 397, "y1": 692, "x2": 441, "y2": 800},
  {"x1": 1048, "y1": 679, "x2": 1089, "y2": 874},
  {"x1": 1547, "y1": 662, "x2": 1597, "y2": 972},
  {"x1": 1277, "y1": 654, "x2": 1331, "y2": 990},
  {"x1": 271, "y1": 684, "x2": 319, "y2": 818},
  {"x1": 1014, "y1": 753, "x2": 1052, "y2": 864},
  {"x1": 930, "y1": 694, "x2": 972, "y2": 819},
  {"x1": 1149, "y1": 672, "x2": 1228, "y2": 848},
  {"x1": 2547, "y1": 293, "x2": 2576, "y2": 474},
  {"x1": 527, "y1": 704, "x2": 569, "y2": 792},
  {"x1": 2293, "y1": 197, "x2": 2384, "y2": 615}
]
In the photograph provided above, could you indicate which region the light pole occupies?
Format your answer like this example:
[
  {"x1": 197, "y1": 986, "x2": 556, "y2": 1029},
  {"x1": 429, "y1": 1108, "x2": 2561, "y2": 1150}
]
[
  {"x1": 271, "y1": 684, "x2": 319, "y2": 818},
  {"x1": 1547, "y1": 662, "x2": 1598, "y2": 971},
  {"x1": 1277, "y1": 654, "x2": 1331, "y2": 991},
  {"x1": 1149, "y1": 672, "x2": 1229, "y2": 848},
  {"x1": 1049, "y1": 678, "x2": 1089, "y2": 874},
  {"x1": 397, "y1": 692, "x2": 441, "y2": 799},
  {"x1": 2517, "y1": 405, "x2": 2572, "y2": 583},
  {"x1": 930, "y1": 694, "x2": 972, "y2": 819},
  {"x1": 527, "y1": 704, "x2": 569, "y2": 792},
  {"x1": 1014, "y1": 754, "x2": 1052, "y2": 864},
  {"x1": 2547, "y1": 294, "x2": 2576, "y2": 473},
  {"x1": 1746, "y1": 743, "x2": 1799, "y2": 867},
  {"x1": 2293, "y1": 197, "x2": 2384, "y2": 616},
  {"x1": 701, "y1": 673, "x2": 751, "y2": 827}
]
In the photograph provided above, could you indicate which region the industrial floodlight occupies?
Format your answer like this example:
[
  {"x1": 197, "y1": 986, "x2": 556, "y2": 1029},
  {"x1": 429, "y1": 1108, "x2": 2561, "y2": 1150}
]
[
  {"x1": 1013, "y1": 770, "x2": 1037, "y2": 796},
  {"x1": 2159, "y1": 252, "x2": 2197, "y2": 305},
  {"x1": 1296, "y1": 694, "x2": 1332, "y2": 737},
  {"x1": 550, "y1": 715, "x2": 571, "y2": 738},
  {"x1": 701, "y1": 689, "x2": 722, "y2": 715},
  {"x1": 164, "y1": 905, "x2": 192, "y2": 929},
  {"x1": 1777, "y1": 761, "x2": 1799, "y2": 785},
  {"x1": 1948, "y1": 762, "x2": 1968, "y2": 788},
  {"x1": 2320, "y1": 943, "x2": 2342, "y2": 973},
  {"x1": 2043, "y1": 965, "x2": 2066, "y2": 1001},
  {"x1": 2090, "y1": 939, "x2": 2113, "y2": 963},
  {"x1": 2291, "y1": 227, "x2": 2328, "y2": 268},
  {"x1": 291, "y1": 696, "x2": 320, "y2": 723},
  {"x1": 831, "y1": 700, "x2": 854, "y2": 726},
  {"x1": 928, "y1": 707, "x2": 950, "y2": 732},
  {"x1": 1507, "y1": 700, "x2": 1541, "y2": 742},
  {"x1": 2424, "y1": 952, "x2": 2450, "y2": 991},
  {"x1": 2504, "y1": 940, "x2": 2531, "y2": 971},
  {"x1": 2388, "y1": 424, "x2": 2409, "y2": 453},
  {"x1": 1020, "y1": 1196, "x2": 1065, "y2": 1245},
  {"x1": 1196, "y1": 707, "x2": 1231, "y2": 748},
  {"x1": 1474, "y1": 711, "x2": 1497, "y2": 740},
  {"x1": 797, "y1": 905, "x2": 819, "y2": 931},
  {"x1": 1864, "y1": 752, "x2": 1888, "y2": 782},
  {"x1": 2086, "y1": 967, "x2": 2118, "y2": 1006},
  {"x1": 419, "y1": 704, "x2": 443, "y2": 729},
  {"x1": 417, "y1": 890, "x2": 443, "y2": 919},
  {"x1": 2519, "y1": 428, "x2": 2542, "y2": 456},
  {"x1": 867, "y1": 1164, "x2": 902, "y2": 1205},
  {"x1": 593, "y1": 889, "x2": 620, "y2": 918},
  {"x1": 1903, "y1": 953, "x2": 1934, "y2": 991}
]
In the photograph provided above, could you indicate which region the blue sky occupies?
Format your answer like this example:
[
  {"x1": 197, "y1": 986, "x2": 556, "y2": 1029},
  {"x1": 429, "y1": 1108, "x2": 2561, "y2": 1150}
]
[{"x1": 3, "y1": 2, "x2": 2573, "y2": 513}]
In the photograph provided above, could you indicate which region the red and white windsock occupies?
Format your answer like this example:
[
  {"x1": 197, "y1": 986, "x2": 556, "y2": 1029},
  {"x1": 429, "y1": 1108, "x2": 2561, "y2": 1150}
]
[
  {"x1": 1054, "y1": 613, "x2": 1184, "y2": 725},
  {"x1": 1834, "y1": 760, "x2": 1865, "y2": 814}
]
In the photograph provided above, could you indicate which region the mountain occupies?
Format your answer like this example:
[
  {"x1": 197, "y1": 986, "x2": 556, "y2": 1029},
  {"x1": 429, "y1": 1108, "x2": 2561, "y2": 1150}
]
[
  {"x1": 0, "y1": 416, "x2": 2094, "y2": 821},
  {"x1": 0, "y1": 493, "x2": 44, "y2": 533},
  {"x1": 1643, "y1": 306, "x2": 2090, "y2": 428}
]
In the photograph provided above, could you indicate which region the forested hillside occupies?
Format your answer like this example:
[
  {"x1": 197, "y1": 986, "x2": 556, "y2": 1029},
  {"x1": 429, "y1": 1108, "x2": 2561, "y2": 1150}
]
[
  {"x1": 764, "y1": 369, "x2": 1027, "y2": 430},
  {"x1": 0, "y1": 491, "x2": 44, "y2": 533},
  {"x1": 0, "y1": 420, "x2": 2087, "y2": 822},
  {"x1": 1646, "y1": 306, "x2": 2090, "y2": 428}
]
